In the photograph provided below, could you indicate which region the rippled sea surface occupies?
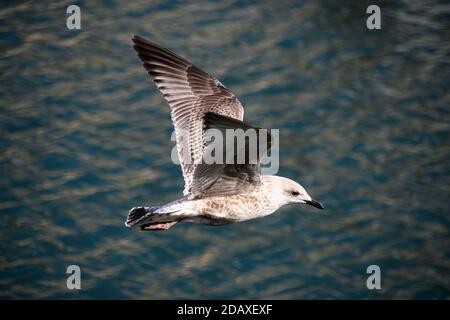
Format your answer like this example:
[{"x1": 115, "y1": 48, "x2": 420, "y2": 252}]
[{"x1": 1, "y1": 0, "x2": 449, "y2": 299}]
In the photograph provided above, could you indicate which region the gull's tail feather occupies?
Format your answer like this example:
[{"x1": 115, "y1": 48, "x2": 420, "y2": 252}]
[{"x1": 125, "y1": 206, "x2": 158, "y2": 227}]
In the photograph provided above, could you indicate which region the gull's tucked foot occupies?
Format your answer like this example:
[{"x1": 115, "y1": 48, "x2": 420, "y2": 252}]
[{"x1": 140, "y1": 221, "x2": 178, "y2": 231}]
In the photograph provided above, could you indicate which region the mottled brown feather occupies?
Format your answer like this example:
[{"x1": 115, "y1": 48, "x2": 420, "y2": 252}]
[{"x1": 132, "y1": 35, "x2": 244, "y2": 195}]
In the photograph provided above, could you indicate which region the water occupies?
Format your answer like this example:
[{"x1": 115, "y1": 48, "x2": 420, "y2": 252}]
[{"x1": 0, "y1": 0, "x2": 449, "y2": 299}]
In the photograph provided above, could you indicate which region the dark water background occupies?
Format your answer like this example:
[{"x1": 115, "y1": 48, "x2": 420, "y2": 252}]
[{"x1": 0, "y1": 0, "x2": 449, "y2": 299}]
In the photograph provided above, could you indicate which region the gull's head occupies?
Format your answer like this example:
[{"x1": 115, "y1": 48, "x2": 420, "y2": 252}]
[{"x1": 269, "y1": 176, "x2": 324, "y2": 210}]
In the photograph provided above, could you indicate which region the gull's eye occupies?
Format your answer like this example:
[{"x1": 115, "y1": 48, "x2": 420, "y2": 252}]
[{"x1": 291, "y1": 191, "x2": 300, "y2": 196}]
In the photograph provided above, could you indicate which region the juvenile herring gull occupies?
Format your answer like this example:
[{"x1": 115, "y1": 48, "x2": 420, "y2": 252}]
[{"x1": 125, "y1": 35, "x2": 324, "y2": 231}]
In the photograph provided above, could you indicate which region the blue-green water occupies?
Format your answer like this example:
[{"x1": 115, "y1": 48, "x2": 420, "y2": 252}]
[{"x1": 0, "y1": 0, "x2": 449, "y2": 299}]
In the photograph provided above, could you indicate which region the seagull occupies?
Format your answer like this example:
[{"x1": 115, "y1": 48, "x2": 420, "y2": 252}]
[{"x1": 125, "y1": 35, "x2": 324, "y2": 231}]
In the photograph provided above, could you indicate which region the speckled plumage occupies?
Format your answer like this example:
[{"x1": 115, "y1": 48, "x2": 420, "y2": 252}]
[{"x1": 125, "y1": 36, "x2": 323, "y2": 231}]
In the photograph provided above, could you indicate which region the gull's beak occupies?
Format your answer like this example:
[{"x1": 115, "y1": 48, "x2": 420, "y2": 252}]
[{"x1": 305, "y1": 199, "x2": 324, "y2": 210}]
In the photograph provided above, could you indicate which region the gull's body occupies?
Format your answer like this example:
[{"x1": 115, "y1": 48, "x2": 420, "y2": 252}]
[
  {"x1": 128, "y1": 176, "x2": 311, "y2": 229},
  {"x1": 125, "y1": 35, "x2": 323, "y2": 231}
]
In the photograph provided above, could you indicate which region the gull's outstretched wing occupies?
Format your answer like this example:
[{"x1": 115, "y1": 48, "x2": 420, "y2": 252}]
[
  {"x1": 191, "y1": 113, "x2": 272, "y2": 198},
  {"x1": 132, "y1": 35, "x2": 244, "y2": 195}
]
